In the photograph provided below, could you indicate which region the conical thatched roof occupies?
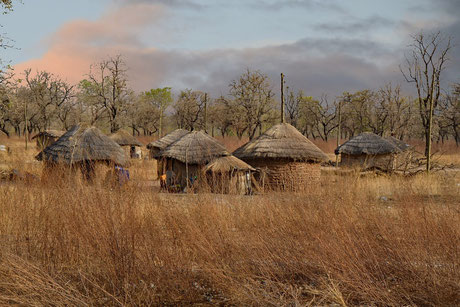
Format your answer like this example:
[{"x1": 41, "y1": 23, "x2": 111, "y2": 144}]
[
  {"x1": 385, "y1": 136, "x2": 410, "y2": 151},
  {"x1": 335, "y1": 132, "x2": 401, "y2": 155},
  {"x1": 31, "y1": 130, "x2": 65, "y2": 140},
  {"x1": 233, "y1": 123, "x2": 328, "y2": 163},
  {"x1": 155, "y1": 130, "x2": 229, "y2": 165},
  {"x1": 109, "y1": 129, "x2": 143, "y2": 147},
  {"x1": 36, "y1": 125, "x2": 129, "y2": 166},
  {"x1": 204, "y1": 155, "x2": 256, "y2": 173},
  {"x1": 147, "y1": 129, "x2": 189, "y2": 150}
]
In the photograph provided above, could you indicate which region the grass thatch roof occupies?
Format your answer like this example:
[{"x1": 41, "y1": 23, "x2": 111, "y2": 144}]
[
  {"x1": 335, "y1": 132, "x2": 401, "y2": 155},
  {"x1": 204, "y1": 155, "x2": 256, "y2": 173},
  {"x1": 31, "y1": 130, "x2": 65, "y2": 140},
  {"x1": 36, "y1": 125, "x2": 129, "y2": 166},
  {"x1": 109, "y1": 129, "x2": 143, "y2": 147},
  {"x1": 155, "y1": 130, "x2": 229, "y2": 165},
  {"x1": 385, "y1": 136, "x2": 410, "y2": 151},
  {"x1": 233, "y1": 123, "x2": 328, "y2": 163},
  {"x1": 147, "y1": 129, "x2": 189, "y2": 150}
]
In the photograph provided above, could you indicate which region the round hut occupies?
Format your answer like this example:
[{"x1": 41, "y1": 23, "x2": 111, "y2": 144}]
[
  {"x1": 154, "y1": 130, "x2": 229, "y2": 190},
  {"x1": 36, "y1": 125, "x2": 129, "y2": 181},
  {"x1": 335, "y1": 132, "x2": 408, "y2": 171},
  {"x1": 31, "y1": 130, "x2": 65, "y2": 150},
  {"x1": 233, "y1": 123, "x2": 329, "y2": 191},
  {"x1": 147, "y1": 129, "x2": 189, "y2": 158},
  {"x1": 147, "y1": 129, "x2": 189, "y2": 178},
  {"x1": 204, "y1": 155, "x2": 256, "y2": 195},
  {"x1": 109, "y1": 129, "x2": 143, "y2": 159}
]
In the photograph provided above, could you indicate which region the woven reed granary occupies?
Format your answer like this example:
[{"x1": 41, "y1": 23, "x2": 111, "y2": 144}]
[
  {"x1": 36, "y1": 125, "x2": 129, "y2": 180},
  {"x1": 154, "y1": 130, "x2": 230, "y2": 188},
  {"x1": 204, "y1": 155, "x2": 256, "y2": 194},
  {"x1": 32, "y1": 130, "x2": 65, "y2": 150},
  {"x1": 109, "y1": 129, "x2": 143, "y2": 159},
  {"x1": 335, "y1": 132, "x2": 411, "y2": 171},
  {"x1": 233, "y1": 123, "x2": 329, "y2": 190}
]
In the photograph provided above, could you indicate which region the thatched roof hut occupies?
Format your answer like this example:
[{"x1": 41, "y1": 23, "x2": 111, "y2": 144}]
[
  {"x1": 32, "y1": 130, "x2": 65, "y2": 150},
  {"x1": 36, "y1": 125, "x2": 129, "y2": 167},
  {"x1": 335, "y1": 132, "x2": 411, "y2": 171},
  {"x1": 155, "y1": 130, "x2": 230, "y2": 188},
  {"x1": 155, "y1": 130, "x2": 229, "y2": 164},
  {"x1": 204, "y1": 156, "x2": 256, "y2": 195},
  {"x1": 233, "y1": 123, "x2": 328, "y2": 190},
  {"x1": 109, "y1": 129, "x2": 143, "y2": 159},
  {"x1": 385, "y1": 136, "x2": 410, "y2": 151},
  {"x1": 335, "y1": 132, "x2": 401, "y2": 156},
  {"x1": 147, "y1": 129, "x2": 189, "y2": 154},
  {"x1": 204, "y1": 155, "x2": 255, "y2": 173},
  {"x1": 109, "y1": 129, "x2": 143, "y2": 147},
  {"x1": 234, "y1": 123, "x2": 328, "y2": 162}
]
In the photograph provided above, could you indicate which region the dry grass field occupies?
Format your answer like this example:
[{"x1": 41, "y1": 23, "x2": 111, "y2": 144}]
[{"x1": 0, "y1": 135, "x2": 459, "y2": 306}]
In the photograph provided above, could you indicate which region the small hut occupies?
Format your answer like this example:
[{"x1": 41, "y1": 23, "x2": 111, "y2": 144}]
[
  {"x1": 147, "y1": 129, "x2": 189, "y2": 177},
  {"x1": 233, "y1": 123, "x2": 329, "y2": 190},
  {"x1": 36, "y1": 125, "x2": 129, "y2": 181},
  {"x1": 32, "y1": 130, "x2": 65, "y2": 150},
  {"x1": 109, "y1": 129, "x2": 143, "y2": 159},
  {"x1": 204, "y1": 155, "x2": 256, "y2": 194},
  {"x1": 154, "y1": 130, "x2": 229, "y2": 189},
  {"x1": 335, "y1": 132, "x2": 409, "y2": 171}
]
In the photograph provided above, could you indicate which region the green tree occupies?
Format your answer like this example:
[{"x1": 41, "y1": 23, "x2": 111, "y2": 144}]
[{"x1": 140, "y1": 87, "x2": 173, "y2": 137}]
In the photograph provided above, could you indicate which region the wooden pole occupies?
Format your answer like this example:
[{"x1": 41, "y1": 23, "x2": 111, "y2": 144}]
[
  {"x1": 204, "y1": 93, "x2": 208, "y2": 133},
  {"x1": 336, "y1": 100, "x2": 342, "y2": 167},
  {"x1": 427, "y1": 93, "x2": 435, "y2": 174},
  {"x1": 280, "y1": 73, "x2": 285, "y2": 124},
  {"x1": 24, "y1": 98, "x2": 28, "y2": 150}
]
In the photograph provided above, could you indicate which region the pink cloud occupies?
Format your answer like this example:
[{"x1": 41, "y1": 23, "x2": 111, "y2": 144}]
[{"x1": 14, "y1": 3, "x2": 164, "y2": 86}]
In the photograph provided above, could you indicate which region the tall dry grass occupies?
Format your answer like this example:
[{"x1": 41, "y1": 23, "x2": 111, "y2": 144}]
[
  {"x1": 0, "y1": 135, "x2": 459, "y2": 305},
  {"x1": 0, "y1": 173, "x2": 459, "y2": 305}
]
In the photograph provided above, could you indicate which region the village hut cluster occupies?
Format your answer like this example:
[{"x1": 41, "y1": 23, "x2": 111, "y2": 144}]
[{"x1": 32, "y1": 120, "x2": 413, "y2": 193}]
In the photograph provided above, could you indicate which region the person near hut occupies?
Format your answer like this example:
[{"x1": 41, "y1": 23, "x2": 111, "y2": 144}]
[{"x1": 115, "y1": 165, "x2": 130, "y2": 186}]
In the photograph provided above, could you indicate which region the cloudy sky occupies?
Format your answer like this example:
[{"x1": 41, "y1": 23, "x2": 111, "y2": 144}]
[{"x1": 2, "y1": 0, "x2": 459, "y2": 97}]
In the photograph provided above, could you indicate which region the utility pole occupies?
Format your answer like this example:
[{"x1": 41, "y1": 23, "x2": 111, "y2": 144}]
[
  {"x1": 24, "y1": 98, "x2": 28, "y2": 150},
  {"x1": 427, "y1": 90, "x2": 435, "y2": 174},
  {"x1": 336, "y1": 100, "x2": 342, "y2": 167},
  {"x1": 204, "y1": 92, "x2": 208, "y2": 133},
  {"x1": 280, "y1": 73, "x2": 285, "y2": 124}
]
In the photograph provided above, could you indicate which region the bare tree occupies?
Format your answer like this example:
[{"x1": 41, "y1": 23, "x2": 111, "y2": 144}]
[
  {"x1": 400, "y1": 31, "x2": 452, "y2": 172},
  {"x1": 304, "y1": 94, "x2": 338, "y2": 141},
  {"x1": 229, "y1": 69, "x2": 276, "y2": 140},
  {"x1": 284, "y1": 87, "x2": 301, "y2": 128},
  {"x1": 173, "y1": 89, "x2": 207, "y2": 131},
  {"x1": 439, "y1": 84, "x2": 460, "y2": 146},
  {"x1": 377, "y1": 83, "x2": 413, "y2": 140},
  {"x1": 85, "y1": 55, "x2": 132, "y2": 133},
  {"x1": 211, "y1": 96, "x2": 233, "y2": 137}
]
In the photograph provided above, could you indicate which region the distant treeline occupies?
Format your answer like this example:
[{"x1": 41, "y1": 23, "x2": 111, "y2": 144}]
[{"x1": 0, "y1": 56, "x2": 459, "y2": 146}]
